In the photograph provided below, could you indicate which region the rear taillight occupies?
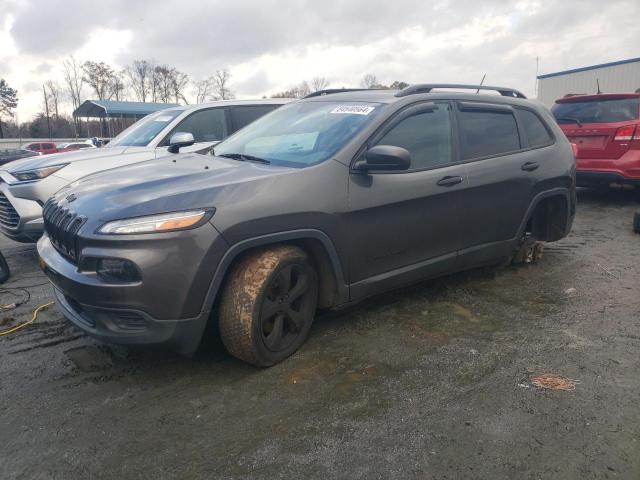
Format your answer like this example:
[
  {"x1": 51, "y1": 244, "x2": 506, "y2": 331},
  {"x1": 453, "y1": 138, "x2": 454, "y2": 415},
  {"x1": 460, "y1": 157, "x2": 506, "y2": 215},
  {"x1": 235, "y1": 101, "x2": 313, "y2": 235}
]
[
  {"x1": 571, "y1": 143, "x2": 579, "y2": 158},
  {"x1": 614, "y1": 125, "x2": 636, "y2": 141}
]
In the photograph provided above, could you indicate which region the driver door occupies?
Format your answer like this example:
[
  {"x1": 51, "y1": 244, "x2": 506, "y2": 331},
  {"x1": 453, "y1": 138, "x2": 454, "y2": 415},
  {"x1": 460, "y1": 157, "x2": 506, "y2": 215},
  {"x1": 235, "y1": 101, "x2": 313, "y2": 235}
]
[
  {"x1": 346, "y1": 102, "x2": 469, "y2": 297},
  {"x1": 156, "y1": 107, "x2": 229, "y2": 157}
]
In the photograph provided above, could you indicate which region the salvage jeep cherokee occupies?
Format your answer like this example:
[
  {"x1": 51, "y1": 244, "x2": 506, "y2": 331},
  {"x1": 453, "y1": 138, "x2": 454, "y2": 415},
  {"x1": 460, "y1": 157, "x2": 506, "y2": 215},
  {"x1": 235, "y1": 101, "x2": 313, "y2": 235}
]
[{"x1": 37, "y1": 85, "x2": 576, "y2": 367}]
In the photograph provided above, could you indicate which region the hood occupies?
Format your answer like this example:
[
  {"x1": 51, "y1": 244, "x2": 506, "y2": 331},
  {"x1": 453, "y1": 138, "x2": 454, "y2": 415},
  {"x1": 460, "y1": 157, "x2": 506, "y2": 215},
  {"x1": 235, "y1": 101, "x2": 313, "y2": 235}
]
[
  {"x1": 2, "y1": 146, "x2": 147, "y2": 173},
  {"x1": 53, "y1": 153, "x2": 296, "y2": 222}
]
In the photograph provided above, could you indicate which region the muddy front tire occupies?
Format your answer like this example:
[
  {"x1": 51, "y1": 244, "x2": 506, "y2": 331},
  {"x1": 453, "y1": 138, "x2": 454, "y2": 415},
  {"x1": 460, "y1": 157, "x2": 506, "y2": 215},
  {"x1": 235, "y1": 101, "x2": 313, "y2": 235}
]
[{"x1": 219, "y1": 245, "x2": 319, "y2": 367}]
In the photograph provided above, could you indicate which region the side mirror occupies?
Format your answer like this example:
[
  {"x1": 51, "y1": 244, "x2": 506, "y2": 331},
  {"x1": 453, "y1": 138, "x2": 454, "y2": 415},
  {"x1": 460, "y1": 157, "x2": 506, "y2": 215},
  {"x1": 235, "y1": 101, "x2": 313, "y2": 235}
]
[
  {"x1": 168, "y1": 132, "x2": 195, "y2": 153},
  {"x1": 355, "y1": 145, "x2": 411, "y2": 172}
]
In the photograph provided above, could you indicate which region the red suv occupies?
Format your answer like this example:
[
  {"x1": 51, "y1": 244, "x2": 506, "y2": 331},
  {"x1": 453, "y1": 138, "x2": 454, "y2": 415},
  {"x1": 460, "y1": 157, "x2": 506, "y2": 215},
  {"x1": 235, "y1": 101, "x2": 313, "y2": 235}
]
[
  {"x1": 551, "y1": 93, "x2": 640, "y2": 189},
  {"x1": 22, "y1": 142, "x2": 58, "y2": 155}
]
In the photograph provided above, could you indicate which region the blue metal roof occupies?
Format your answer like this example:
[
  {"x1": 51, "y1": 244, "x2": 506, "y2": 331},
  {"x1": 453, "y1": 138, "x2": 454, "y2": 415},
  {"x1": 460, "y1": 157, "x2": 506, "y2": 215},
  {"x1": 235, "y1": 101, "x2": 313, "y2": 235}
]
[
  {"x1": 74, "y1": 99, "x2": 179, "y2": 118},
  {"x1": 537, "y1": 57, "x2": 640, "y2": 80}
]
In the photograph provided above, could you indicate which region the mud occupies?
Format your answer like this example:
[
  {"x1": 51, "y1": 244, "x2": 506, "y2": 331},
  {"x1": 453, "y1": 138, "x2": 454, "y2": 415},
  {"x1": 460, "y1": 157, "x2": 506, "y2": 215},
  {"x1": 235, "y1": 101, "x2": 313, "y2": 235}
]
[{"x1": 1, "y1": 189, "x2": 639, "y2": 479}]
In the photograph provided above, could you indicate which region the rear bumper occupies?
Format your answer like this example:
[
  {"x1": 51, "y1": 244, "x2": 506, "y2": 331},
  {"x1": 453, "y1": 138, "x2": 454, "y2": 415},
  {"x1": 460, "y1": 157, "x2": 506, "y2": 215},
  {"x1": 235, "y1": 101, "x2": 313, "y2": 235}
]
[
  {"x1": 576, "y1": 171, "x2": 640, "y2": 188},
  {"x1": 576, "y1": 150, "x2": 640, "y2": 187}
]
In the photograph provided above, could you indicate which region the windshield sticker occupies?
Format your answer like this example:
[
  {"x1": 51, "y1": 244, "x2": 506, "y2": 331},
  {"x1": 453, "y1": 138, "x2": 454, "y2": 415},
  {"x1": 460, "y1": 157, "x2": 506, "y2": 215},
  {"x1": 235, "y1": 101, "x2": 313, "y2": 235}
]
[
  {"x1": 330, "y1": 105, "x2": 375, "y2": 115},
  {"x1": 153, "y1": 116, "x2": 173, "y2": 122}
]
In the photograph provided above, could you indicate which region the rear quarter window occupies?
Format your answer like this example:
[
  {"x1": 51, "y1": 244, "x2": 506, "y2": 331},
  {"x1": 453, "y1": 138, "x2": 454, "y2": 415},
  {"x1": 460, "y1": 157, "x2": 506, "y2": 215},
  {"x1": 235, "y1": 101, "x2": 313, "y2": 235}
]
[
  {"x1": 517, "y1": 109, "x2": 553, "y2": 148},
  {"x1": 458, "y1": 107, "x2": 521, "y2": 159}
]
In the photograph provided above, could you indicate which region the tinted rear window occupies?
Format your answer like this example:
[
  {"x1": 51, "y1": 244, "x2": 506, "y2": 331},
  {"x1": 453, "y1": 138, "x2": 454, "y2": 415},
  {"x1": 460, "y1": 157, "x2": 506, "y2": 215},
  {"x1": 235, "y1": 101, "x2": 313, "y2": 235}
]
[
  {"x1": 517, "y1": 109, "x2": 553, "y2": 148},
  {"x1": 458, "y1": 109, "x2": 521, "y2": 159},
  {"x1": 552, "y1": 98, "x2": 639, "y2": 124}
]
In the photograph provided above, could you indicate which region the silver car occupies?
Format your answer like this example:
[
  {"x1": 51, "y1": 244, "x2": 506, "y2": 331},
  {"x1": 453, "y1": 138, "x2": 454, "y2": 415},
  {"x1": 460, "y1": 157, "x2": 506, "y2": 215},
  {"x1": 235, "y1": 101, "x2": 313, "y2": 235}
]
[{"x1": 0, "y1": 99, "x2": 289, "y2": 242}]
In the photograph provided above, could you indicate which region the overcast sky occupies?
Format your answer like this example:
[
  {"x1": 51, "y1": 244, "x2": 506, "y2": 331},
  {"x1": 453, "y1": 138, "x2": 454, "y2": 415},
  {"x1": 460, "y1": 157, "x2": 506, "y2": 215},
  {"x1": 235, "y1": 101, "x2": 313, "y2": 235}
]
[{"x1": 2, "y1": 0, "x2": 640, "y2": 120}]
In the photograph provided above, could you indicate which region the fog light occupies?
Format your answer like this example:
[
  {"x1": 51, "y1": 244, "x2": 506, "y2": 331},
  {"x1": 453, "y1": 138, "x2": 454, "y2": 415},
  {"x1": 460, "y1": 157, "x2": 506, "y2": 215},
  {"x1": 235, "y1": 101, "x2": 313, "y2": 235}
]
[{"x1": 96, "y1": 258, "x2": 140, "y2": 283}]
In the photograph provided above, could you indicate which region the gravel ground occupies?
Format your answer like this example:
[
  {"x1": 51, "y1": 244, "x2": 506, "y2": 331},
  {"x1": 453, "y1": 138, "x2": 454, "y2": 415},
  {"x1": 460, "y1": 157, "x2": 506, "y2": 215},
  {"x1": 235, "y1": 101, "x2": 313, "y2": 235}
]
[{"x1": 0, "y1": 188, "x2": 639, "y2": 480}]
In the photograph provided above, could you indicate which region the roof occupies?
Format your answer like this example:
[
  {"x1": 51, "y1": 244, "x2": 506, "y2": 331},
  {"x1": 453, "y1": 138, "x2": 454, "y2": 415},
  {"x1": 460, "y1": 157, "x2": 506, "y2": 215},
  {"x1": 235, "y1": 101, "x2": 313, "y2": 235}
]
[
  {"x1": 538, "y1": 57, "x2": 640, "y2": 80},
  {"x1": 305, "y1": 88, "x2": 532, "y2": 106},
  {"x1": 74, "y1": 98, "x2": 293, "y2": 118},
  {"x1": 555, "y1": 93, "x2": 640, "y2": 104},
  {"x1": 73, "y1": 100, "x2": 179, "y2": 118}
]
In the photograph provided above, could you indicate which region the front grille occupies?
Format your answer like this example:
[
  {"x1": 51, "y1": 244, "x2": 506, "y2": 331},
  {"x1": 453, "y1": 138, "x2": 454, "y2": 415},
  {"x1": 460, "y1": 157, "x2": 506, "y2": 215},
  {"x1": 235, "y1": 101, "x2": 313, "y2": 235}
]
[
  {"x1": 0, "y1": 193, "x2": 20, "y2": 228},
  {"x1": 43, "y1": 198, "x2": 87, "y2": 263}
]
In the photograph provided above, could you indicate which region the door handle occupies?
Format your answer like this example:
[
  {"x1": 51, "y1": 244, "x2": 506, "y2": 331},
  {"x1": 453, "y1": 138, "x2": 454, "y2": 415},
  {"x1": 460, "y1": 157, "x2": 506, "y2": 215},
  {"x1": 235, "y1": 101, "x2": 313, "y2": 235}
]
[
  {"x1": 437, "y1": 176, "x2": 464, "y2": 187},
  {"x1": 521, "y1": 162, "x2": 539, "y2": 172}
]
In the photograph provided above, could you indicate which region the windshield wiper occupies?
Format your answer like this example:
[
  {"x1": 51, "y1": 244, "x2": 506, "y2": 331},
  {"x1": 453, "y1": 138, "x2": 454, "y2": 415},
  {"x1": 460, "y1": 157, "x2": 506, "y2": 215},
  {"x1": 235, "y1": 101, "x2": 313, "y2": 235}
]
[
  {"x1": 556, "y1": 116, "x2": 583, "y2": 128},
  {"x1": 216, "y1": 153, "x2": 271, "y2": 165}
]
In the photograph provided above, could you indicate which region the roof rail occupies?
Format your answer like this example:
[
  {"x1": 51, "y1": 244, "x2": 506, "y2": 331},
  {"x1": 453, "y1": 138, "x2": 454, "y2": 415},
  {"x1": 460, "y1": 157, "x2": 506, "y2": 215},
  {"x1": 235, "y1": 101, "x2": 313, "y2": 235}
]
[
  {"x1": 395, "y1": 84, "x2": 527, "y2": 99},
  {"x1": 304, "y1": 88, "x2": 380, "y2": 98}
]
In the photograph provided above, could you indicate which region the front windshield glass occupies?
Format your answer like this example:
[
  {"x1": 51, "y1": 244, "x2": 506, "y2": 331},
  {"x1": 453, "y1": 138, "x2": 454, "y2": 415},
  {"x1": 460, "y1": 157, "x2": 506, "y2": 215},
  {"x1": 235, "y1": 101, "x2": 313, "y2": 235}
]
[
  {"x1": 214, "y1": 101, "x2": 383, "y2": 167},
  {"x1": 108, "y1": 109, "x2": 183, "y2": 147}
]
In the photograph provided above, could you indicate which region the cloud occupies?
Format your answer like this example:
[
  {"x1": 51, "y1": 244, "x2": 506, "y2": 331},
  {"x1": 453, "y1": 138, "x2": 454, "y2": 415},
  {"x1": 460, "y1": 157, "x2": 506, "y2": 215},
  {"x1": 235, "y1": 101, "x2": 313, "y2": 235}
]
[{"x1": 2, "y1": 0, "x2": 640, "y2": 120}]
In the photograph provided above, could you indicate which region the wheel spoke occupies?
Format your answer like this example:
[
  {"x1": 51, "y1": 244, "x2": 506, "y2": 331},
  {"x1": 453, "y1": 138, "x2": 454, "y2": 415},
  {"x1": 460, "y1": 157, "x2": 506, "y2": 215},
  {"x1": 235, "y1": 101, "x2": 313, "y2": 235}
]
[
  {"x1": 264, "y1": 314, "x2": 284, "y2": 350},
  {"x1": 288, "y1": 272, "x2": 309, "y2": 301},
  {"x1": 261, "y1": 298, "x2": 280, "y2": 320},
  {"x1": 286, "y1": 309, "x2": 306, "y2": 333}
]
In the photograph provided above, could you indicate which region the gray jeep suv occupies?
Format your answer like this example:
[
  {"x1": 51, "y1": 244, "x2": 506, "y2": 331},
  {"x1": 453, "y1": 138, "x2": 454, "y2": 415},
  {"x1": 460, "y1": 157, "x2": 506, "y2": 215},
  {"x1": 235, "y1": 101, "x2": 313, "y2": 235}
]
[{"x1": 37, "y1": 85, "x2": 576, "y2": 366}]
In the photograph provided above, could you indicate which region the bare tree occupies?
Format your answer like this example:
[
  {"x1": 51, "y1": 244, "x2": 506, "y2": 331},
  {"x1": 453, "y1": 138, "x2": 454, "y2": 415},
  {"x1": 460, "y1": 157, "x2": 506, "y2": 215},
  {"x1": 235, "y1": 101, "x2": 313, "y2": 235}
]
[
  {"x1": 153, "y1": 65, "x2": 173, "y2": 103},
  {"x1": 44, "y1": 80, "x2": 61, "y2": 118},
  {"x1": 62, "y1": 55, "x2": 84, "y2": 112},
  {"x1": 110, "y1": 71, "x2": 127, "y2": 101},
  {"x1": 125, "y1": 60, "x2": 152, "y2": 102},
  {"x1": 171, "y1": 70, "x2": 189, "y2": 104},
  {"x1": 389, "y1": 80, "x2": 409, "y2": 90},
  {"x1": 270, "y1": 80, "x2": 311, "y2": 99},
  {"x1": 361, "y1": 73, "x2": 379, "y2": 89},
  {"x1": 212, "y1": 70, "x2": 234, "y2": 100},
  {"x1": 82, "y1": 61, "x2": 115, "y2": 100},
  {"x1": 152, "y1": 65, "x2": 188, "y2": 104},
  {"x1": 310, "y1": 77, "x2": 330, "y2": 92},
  {"x1": 0, "y1": 78, "x2": 18, "y2": 138},
  {"x1": 194, "y1": 77, "x2": 214, "y2": 104}
]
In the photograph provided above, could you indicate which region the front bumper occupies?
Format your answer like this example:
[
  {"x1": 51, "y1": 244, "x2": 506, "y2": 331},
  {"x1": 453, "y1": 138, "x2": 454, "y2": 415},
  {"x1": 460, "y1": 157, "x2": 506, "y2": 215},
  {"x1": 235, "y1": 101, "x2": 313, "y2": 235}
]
[
  {"x1": 51, "y1": 286, "x2": 208, "y2": 354},
  {"x1": 37, "y1": 224, "x2": 228, "y2": 353},
  {"x1": 0, "y1": 182, "x2": 44, "y2": 242}
]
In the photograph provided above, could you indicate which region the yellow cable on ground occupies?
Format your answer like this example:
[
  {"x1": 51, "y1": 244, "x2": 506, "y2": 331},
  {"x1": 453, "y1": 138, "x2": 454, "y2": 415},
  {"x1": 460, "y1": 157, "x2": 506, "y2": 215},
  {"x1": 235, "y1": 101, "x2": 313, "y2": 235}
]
[{"x1": 0, "y1": 301, "x2": 55, "y2": 337}]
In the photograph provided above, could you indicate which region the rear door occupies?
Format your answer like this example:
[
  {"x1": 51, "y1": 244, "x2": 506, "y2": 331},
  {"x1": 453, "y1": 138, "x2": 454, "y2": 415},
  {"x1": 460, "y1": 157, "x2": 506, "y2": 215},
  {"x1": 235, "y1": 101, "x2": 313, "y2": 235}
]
[
  {"x1": 454, "y1": 102, "x2": 535, "y2": 257},
  {"x1": 552, "y1": 95, "x2": 640, "y2": 160}
]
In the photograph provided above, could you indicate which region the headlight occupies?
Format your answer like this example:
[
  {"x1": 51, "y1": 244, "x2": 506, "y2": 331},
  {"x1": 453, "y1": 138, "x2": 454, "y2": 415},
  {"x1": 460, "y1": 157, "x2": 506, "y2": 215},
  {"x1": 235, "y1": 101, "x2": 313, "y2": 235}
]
[
  {"x1": 98, "y1": 209, "x2": 213, "y2": 235},
  {"x1": 12, "y1": 163, "x2": 68, "y2": 182}
]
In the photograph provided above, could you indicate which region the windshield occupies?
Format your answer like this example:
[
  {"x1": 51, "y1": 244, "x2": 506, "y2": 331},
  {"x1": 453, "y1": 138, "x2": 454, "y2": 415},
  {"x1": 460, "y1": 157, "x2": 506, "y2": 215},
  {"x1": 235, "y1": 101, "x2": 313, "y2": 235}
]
[
  {"x1": 552, "y1": 98, "x2": 639, "y2": 124},
  {"x1": 108, "y1": 109, "x2": 183, "y2": 147},
  {"x1": 213, "y1": 101, "x2": 383, "y2": 167}
]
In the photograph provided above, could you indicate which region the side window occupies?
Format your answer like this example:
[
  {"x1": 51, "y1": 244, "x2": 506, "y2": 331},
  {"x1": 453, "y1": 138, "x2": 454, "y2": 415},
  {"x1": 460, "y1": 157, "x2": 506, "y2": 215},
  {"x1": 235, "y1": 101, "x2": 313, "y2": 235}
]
[
  {"x1": 44, "y1": 143, "x2": 54, "y2": 149},
  {"x1": 517, "y1": 109, "x2": 553, "y2": 148},
  {"x1": 169, "y1": 108, "x2": 228, "y2": 143},
  {"x1": 458, "y1": 108, "x2": 521, "y2": 159},
  {"x1": 230, "y1": 105, "x2": 278, "y2": 132},
  {"x1": 374, "y1": 105, "x2": 452, "y2": 170}
]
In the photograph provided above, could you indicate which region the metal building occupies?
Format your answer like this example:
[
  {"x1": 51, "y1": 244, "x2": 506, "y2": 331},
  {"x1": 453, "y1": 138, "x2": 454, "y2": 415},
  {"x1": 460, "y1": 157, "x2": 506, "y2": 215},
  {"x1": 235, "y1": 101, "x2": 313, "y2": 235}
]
[{"x1": 537, "y1": 57, "x2": 640, "y2": 107}]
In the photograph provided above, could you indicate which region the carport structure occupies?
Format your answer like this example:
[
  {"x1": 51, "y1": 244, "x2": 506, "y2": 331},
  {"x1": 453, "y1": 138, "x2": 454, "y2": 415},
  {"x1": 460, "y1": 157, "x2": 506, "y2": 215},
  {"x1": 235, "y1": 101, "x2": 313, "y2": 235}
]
[{"x1": 73, "y1": 100, "x2": 178, "y2": 139}]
